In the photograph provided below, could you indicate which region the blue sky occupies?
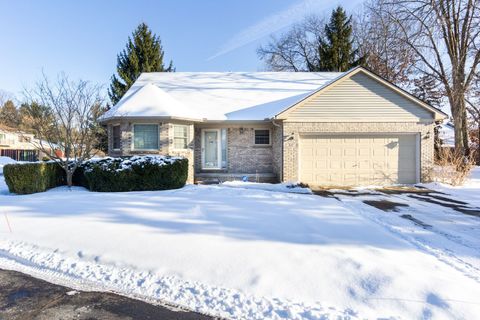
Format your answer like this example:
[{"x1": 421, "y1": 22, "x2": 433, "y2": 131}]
[{"x1": 0, "y1": 0, "x2": 362, "y2": 98}]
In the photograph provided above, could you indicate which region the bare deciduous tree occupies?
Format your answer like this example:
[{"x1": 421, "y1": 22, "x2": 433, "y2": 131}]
[
  {"x1": 467, "y1": 75, "x2": 480, "y2": 162},
  {"x1": 257, "y1": 16, "x2": 325, "y2": 71},
  {"x1": 382, "y1": 0, "x2": 480, "y2": 156},
  {"x1": 23, "y1": 73, "x2": 105, "y2": 186},
  {"x1": 354, "y1": 0, "x2": 417, "y2": 87}
]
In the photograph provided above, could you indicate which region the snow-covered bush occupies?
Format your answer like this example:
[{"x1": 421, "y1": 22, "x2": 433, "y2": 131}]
[
  {"x1": 80, "y1": 155, "x2": 188, "y2": 192},
  {"x1": 3, "y1": 162, "x2": 64, "y2": 194}
]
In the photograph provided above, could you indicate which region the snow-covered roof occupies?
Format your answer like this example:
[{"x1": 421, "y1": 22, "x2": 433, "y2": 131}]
[
  {"x1": 101, "y1": 72, "x2": 342, "y2": 121},
  {"x1": 438, "y1": 121, "x2": 455, "y2": 147}
]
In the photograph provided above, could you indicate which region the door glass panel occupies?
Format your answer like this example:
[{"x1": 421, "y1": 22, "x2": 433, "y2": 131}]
[
  {"x1": 221, "y1": 128, "x2": 227, "y2": 168},
  {"x1": 204, "y1": 131, "x2": 218, "y2": 168}
]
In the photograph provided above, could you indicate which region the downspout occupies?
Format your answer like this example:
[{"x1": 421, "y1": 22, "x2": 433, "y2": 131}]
[{"x1": 271, "y1": 118, "x2": 283, "y2": 182}]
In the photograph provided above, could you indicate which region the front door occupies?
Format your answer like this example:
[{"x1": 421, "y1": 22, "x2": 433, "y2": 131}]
[{"x1": 202, "y1": 129, "x2": 221, "y2": 169}]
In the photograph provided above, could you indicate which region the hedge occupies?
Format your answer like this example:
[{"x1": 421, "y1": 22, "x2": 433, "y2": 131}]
[
  {"x1": 3, "y1": 156, "x2": 188, "y2": 194},
  {"x1": 81, "y1": 156, "x2": 188, "y2": 192},
  {"x1": 3, "y1": 162, "x2": 65, "y2": 194}
]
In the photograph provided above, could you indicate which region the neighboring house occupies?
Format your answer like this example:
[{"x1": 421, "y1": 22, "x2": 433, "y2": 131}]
[
  {"x1": 100, "y1": 67, "x2": 447, "y2": 186},
  {"x1": 0, "y1": 124, "x2": 38, "y2": 161},
  {"x1": 438, "y1": 121, "x2": 455, "y2": 148},
  {"x1": 0, "y1": 124, "x2": 61, "y2": 161}
]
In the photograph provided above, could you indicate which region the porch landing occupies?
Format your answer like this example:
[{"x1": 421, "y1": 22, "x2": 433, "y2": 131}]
[{"x1": 195, "y1": 173, "x2": 277, "y2": 184}]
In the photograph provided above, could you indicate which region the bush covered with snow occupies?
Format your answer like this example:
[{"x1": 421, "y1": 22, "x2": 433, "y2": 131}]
[
  {"x1": 80, "y1": 155, "x2": 188, "y2": 192},
  {"x1": 3, "y1": 162, "x2": 64, "y2": 194}
]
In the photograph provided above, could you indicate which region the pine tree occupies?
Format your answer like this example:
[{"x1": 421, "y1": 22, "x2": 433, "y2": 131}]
[
  {"x1": 317, "y1": 6, "x2": 362, "y2": 72},
  {"x1": 0, "y1": 100, "x2": 20, "y2": 128},
  {"x1": 109, "y1": 23, "x2": 173, "y2": 104}
]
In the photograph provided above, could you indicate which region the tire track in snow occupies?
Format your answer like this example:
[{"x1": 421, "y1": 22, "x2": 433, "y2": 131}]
[{"x1": 336, "y1": 195, "x2": 480, "y2": 284}]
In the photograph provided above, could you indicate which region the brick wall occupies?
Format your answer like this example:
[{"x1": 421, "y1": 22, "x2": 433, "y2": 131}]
[
  {"x1": 282, "y1": 122, "x2": 435, "y2": 183},
  {"x1": 107, "y1": 120, "x2": 195, "y2": 183},
  {"x1": 194, "y1": 124, "x2": 275, "y2": 174}
]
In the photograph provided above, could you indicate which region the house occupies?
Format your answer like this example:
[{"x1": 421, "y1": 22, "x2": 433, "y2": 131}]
[
  {"x1": 100, "y1": 67, "x2": 447, "y2": 186},
  {"x1": 0, "y1": 124, "x2": 38, "y2": 161},
  {"x1": 438, "y1": 120, "x2": 455, "y2": 148}
]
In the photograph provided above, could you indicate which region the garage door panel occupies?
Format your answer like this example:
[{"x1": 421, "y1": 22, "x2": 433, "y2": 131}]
[
  {"x1": 316, "y1": 147, "x2": 329, "y2": 156},
  {"x1": 300, "y1": 134, "x2": 417, "y2": 186}
]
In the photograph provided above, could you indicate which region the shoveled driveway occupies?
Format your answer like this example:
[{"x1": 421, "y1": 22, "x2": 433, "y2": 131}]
[
  {"x1": 0, "y1": 268, "x2": 215, "y2": 320},
  {"x1": 313, "y1": 186, "x2": 480, "y2": 284}
]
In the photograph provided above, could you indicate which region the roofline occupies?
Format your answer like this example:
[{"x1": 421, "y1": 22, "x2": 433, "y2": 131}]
[
  {"x1": 99, "y1": 115, "x2": 205, "y2": 124},
  {"x1": 274, "y1": 66, "x2": 448, "y2": 120},
  {"x1": 99, "y1": 116, "x2": 276, "y2": 124}
]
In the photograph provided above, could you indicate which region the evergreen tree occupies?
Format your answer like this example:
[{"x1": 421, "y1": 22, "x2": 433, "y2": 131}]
[
  {"x1": 109, "y1": 23, "x2": 173, "y2": 104},
  {"x1": 19, "y1": 102, "x2": 53, "y2": 133},
  {"x1": 411, "y1": 74, "x2": 443, "y2": 107},
  {"x1": 317, "y1": 6, "x2": 362, "y2": 72},
  {"x1": 0, "y1": 100, "x2": 20, "y2": 128}
]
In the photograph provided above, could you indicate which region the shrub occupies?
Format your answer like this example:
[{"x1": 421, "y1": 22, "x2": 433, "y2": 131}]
[
  {"x1": 81, "y1": 156, "x2": 188, "y2": 192},
  {"x1": 3, "y1": 156, "x2": 188, "y2": 194},
  {"x1": 431, "y1": 148, "x2": 475, "y2": 186},
  {"x1": 3, "y1": 162, "x2": 65, "y2": 194}
]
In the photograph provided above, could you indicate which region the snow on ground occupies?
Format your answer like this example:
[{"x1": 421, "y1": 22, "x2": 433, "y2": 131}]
[
  {"x1": 0, "y1": 156, "x2": 16, "y2": 175},
  {"x1": 221, "y1": 181, "x2": 312, "y2": 194},
  {"x1": 422, "y1": 166, "x2": 480, "y2": 207},
  {"x1": 0, "y1": 172, "x2": 480, "y2": 319}
]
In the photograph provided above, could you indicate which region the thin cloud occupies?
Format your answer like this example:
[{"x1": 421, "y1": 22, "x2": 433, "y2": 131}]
[{"x1": 208, "y1": 0, "x2": 357, "y2": 61}]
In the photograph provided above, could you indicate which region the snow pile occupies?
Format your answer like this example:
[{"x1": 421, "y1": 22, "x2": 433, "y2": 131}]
[
  {"x1": 82, "y1": 155, "x2": 183, "y2": 173},
  {"x1": 221, "y1": 181, "x2": 312, "y2": 194},
  {"x1": 0, "y1": 241, "x2": 356, "y2": 320},
  {"x1": 0, "y1": 156, "x2": 16, "y2": 175}
]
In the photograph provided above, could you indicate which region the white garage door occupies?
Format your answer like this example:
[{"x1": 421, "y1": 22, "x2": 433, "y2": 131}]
[{"x1": 299, "y1": 134, "x2": 418, "y2": 186}]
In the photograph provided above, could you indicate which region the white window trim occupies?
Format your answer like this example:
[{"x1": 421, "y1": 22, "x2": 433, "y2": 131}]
[
  {"x1": 112, "y1": 124, "x2": 121, "y2": 151},
  {"x1": 172, "y1": 124, "x2": 190, "y2": 151},
  {"x1": 131, "y1": 123, "x2": 161, "y2": 151},
  {"x1": 253, "y1": 128, "x2": 272, "y2": 146},
  {"x1": 201, "y1": 129, "x2": 222, "y2": 170}
]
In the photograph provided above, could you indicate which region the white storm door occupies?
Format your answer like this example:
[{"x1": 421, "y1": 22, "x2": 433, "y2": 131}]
[{"x1": 202, "y1": 129, "x2": 221, "y2": 169}]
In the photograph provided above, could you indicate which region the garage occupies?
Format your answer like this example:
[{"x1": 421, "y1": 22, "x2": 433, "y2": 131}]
[{"x1": 299, "y1": 134, "x2": 419, "y2": 186}]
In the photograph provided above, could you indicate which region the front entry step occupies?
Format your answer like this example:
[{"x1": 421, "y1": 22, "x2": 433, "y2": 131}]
[
  {"x1": 197, "y1": 178, "x2": 221, "y2": 185},
  {"x1": 195, "y1": 173, "x2": 277, "y2": 184}
]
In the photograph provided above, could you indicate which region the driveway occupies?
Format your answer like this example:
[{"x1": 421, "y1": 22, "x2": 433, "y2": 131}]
[
  {"x1": 315, "y1": 185, "x2": 480, "y2": 284},
  {"x1": 0, "y1": 268, "x2": 214, "y2": 320}
]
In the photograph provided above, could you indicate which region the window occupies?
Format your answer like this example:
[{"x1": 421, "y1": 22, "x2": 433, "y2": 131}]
[
  {"x1": 254, "y1": 129, "x2": 270, "y2": 145},
  {"x1": 133, "y1": 124, "x2": 159, "y2": 150},
  {"x1": 112, "y1": 125, "x2": 121, "y2": 150},
  {"x1": 173, "y1": 125, "x2": 189, "y2": 149},
  {"x1": 19, "y1": 135, "x2": 31, "y2": 143}
]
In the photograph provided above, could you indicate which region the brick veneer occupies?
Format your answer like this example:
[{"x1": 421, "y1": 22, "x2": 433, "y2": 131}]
[{"x1": 282, "y1": 122, "x2": 434, "y2": 183}]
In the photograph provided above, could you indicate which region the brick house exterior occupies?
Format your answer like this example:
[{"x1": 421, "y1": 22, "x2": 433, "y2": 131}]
[{"x1": 101, "y1": 67, "x2": 446, "y2": 186}]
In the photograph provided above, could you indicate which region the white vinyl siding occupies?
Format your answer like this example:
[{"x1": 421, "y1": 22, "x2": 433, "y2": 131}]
[
  {"x1": 283, "y1": 73, "x2": 433, "y2": 122},
  {"x1": 173, "y1": 125, "x2": 189, "y2": 149},
  {"x1": 299, "y1": 134, "x2": 418, "y2": 186},
  {"x1": 133, "y1": 124, "x2": 159, "y2": 150}
]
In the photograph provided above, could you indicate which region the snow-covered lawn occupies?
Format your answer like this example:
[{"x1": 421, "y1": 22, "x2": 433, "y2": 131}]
[{"x1": 1, "y1": 171, "x2": 480, "y2": 319}]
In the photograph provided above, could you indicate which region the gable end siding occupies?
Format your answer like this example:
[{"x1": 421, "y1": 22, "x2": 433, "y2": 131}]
[{"x1": 281, "y1": 72, "x2": 434, "y2": 122}]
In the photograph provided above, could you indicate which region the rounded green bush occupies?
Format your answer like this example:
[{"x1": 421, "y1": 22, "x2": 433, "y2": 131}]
[
  {"x1": 3, "y1": 162, "x2": 65, "y2": 194},
  {"x1": 3, "y1": 156, "x2": 188, "y2": 194},
  {"x1": 81, "y1": 156, "x2": 188, "y2": 192}
]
